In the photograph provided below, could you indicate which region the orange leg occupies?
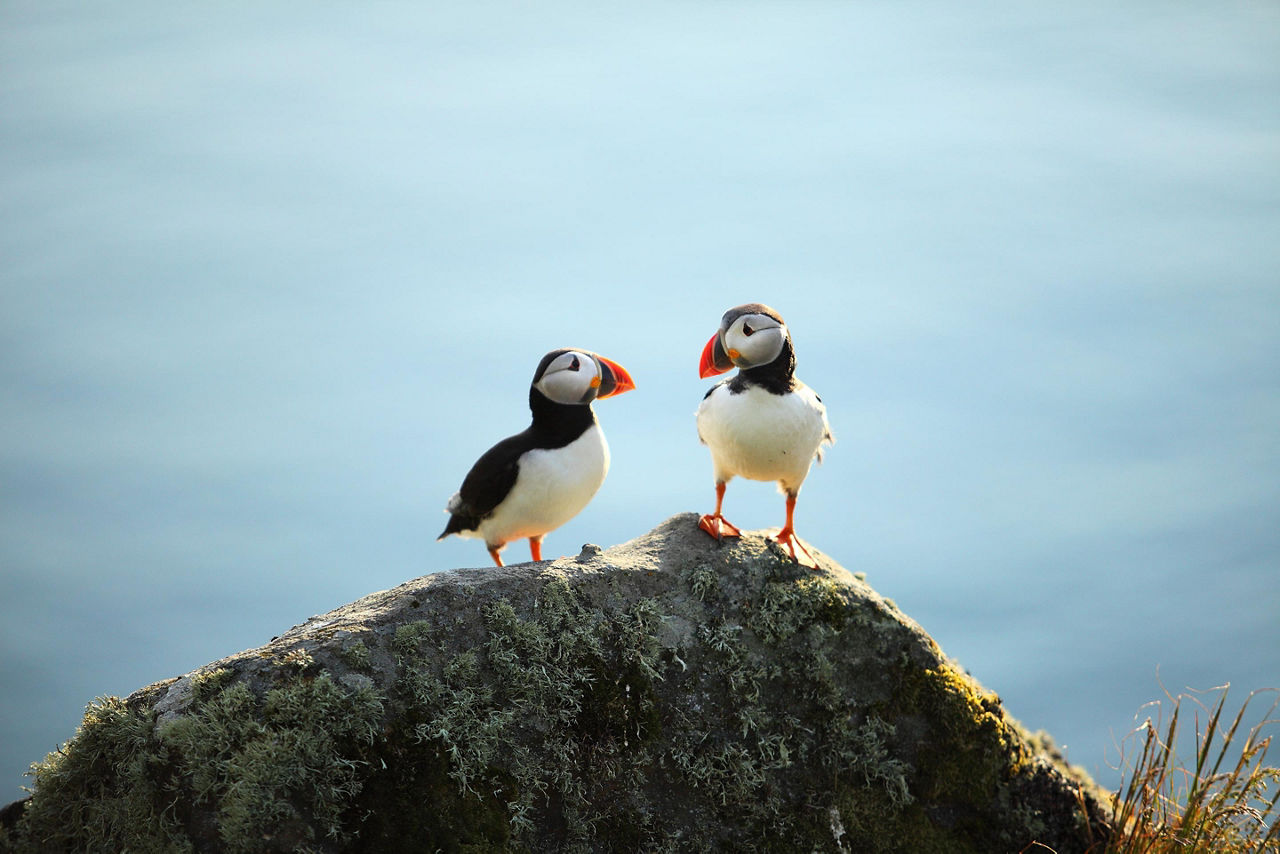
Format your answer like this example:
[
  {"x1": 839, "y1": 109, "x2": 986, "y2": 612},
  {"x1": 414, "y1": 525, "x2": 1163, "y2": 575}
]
[
  {"x1": 529, "y1": 535, "x2": 543, "y2": 562},
  {"x1": 698, "y1": 481, "x2": 742, "y2": 540},
  {"x1": 774, "y1": 491, "x2": 817, "y2": 568},
  {"x1": 487, "y1": 545, "x2": 504, "y2": 567}
]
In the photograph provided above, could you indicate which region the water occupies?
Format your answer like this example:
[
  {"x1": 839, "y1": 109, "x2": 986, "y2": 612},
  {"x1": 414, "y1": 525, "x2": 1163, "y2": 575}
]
[{"x1": 2, "y1": 0, "x2": 1278, "y2": 801}]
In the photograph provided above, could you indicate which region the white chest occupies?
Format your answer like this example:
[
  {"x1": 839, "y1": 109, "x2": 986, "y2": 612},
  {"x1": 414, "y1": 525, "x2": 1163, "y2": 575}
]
[
  {"x1": 696, "y1": 383, "x2": 828, "y2": 489},
  {"x1": 478, "y1": 424, "x2": 610, "y2": 545}
]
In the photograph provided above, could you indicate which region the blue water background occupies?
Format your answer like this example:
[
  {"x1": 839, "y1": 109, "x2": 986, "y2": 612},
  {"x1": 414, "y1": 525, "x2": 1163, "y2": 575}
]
[{"x1": 2, "y1": 1, "x2": 1278, "y2": 799}]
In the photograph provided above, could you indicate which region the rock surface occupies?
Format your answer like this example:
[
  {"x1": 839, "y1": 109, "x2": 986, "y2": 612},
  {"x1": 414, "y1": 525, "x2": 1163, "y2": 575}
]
[{"x1": 1, "y1": 514, "x2": 1111, "y2": 853}]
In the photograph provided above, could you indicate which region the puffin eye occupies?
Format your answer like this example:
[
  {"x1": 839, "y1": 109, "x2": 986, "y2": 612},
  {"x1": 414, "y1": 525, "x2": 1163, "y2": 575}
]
[
  {"x1": 742, "y1": 322, "x2": 754, "y2": 336},
  {"x1": 569, "y1": 355, "x2": 580, "y2": 371}
]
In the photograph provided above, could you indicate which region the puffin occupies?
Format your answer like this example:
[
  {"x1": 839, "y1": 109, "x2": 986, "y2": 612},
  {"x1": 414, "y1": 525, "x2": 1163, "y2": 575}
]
[
  {"x1": 695, "y1": 303, "x2": 833, "y2": 566},
  {"x1": 438, "y1": 348, "x2": 635, "y2": 567}
]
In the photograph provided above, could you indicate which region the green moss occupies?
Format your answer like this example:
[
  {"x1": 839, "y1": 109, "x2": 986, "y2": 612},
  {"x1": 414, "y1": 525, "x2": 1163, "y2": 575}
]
[
  {"x1": 386, "y1": 577, "x2": 670, "y2": 851},
  {"x1": 392, "y1": 619, "x2": 439, "y2": 659},
  {"x1": 346, "y1": 740, "x2": 512, "y2": 853},
  {"x1": 858, "y1": 661, "x2": 1065, "y2": 851},
  {"x1": 685, "y1": 564, "x2": 719, "y2": 602},
  {"x1": 337, "y1": 638, "x2": 373, "y2": 671},
  {"x1": 828, "y1": 715, "x2": 913, "y2": 806},
  {"x1": 276, "y1": 647, "x2": 315, "y2": 671},
  {"x1": 159, "y1": 671, "x2": 384, "y2": 852},
  {"x1": 12, "y1": 697, "x2": 190, "y2": 854},
  {"x1": 836, "y1": 786, "x2": 985, "y2": 854},
  {"x1": 747, "y1": 574, "x2": 851, "y2": 643},
  {"x1": 821, "y1": 662, "x2": 1089, "y2": 854},
  {"x1": 9, "y1": 668, "x2": 384, "y2": 854},
  {"x1": 190, "y1": 666, "x2": 235, "y2": 702},
  {"x1": 382, "y1": 563, "x2": 1093, "y2": 852},
  {"x1": 669, "y1": 589, "x2": 923, "y2": 851},
  {"x1": 894, "y1": 663, "x2": 1029, "y2": 804}
]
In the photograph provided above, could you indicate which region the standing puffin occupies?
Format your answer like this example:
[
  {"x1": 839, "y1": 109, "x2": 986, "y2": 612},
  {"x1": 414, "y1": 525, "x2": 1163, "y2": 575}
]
[
  {"x1": 696, "y1": 303, "x2": 833, "y2": 566},
  {"x1": 438, "y1": 348, "x2": 635, "y2": 567}
]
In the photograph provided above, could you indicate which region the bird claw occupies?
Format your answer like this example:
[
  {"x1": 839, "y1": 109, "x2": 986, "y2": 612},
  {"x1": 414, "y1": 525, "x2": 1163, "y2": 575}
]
[
  {"x1": 698, "y1": 514, "x2": 741, "y2": 541},
  {"x1": 774, "y1": 528, "x2": 818, "y2": 569}
]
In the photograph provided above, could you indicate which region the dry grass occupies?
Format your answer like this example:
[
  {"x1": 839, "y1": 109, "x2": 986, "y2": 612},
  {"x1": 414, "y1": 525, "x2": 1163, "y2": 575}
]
[{"x1": 1102, "y1": 684, "x2": 1279, "y2": 853}]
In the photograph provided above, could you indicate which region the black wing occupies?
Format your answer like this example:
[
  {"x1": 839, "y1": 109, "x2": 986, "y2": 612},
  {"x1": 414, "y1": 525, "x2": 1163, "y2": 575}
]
[{"x1": 437, "y1": 431, "x2": 531, "y2": 538}]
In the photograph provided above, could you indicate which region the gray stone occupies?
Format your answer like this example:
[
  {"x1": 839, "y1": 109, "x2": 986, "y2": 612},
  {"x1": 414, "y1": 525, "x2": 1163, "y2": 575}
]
[{"x1": 1, "y1": 514, "x2": 1111, "y2": 853}]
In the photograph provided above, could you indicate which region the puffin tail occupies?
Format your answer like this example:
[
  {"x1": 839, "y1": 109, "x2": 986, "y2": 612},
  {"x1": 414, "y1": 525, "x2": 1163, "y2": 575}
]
[
  {"x1": 438, "y1": 514, "x2": 468, "y2": 540},
  {"x1": 438, "y1": 492, "x2": 480, "y2": 540}
]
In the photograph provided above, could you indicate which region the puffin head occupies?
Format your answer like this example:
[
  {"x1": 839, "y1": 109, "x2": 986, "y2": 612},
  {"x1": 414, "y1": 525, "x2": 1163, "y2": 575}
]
[
  {"x1": 532, "y1": 348, "x2": 636, "y2": 405},
  {"x1": 699, "y1": 303, "x2": 789, "y2": 378}
]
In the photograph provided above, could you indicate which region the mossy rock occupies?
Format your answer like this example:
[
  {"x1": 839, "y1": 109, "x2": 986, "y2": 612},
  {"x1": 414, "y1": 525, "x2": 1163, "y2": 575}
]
[{"x1": 0, "y1": 514, "x2": 1112, "y2": 853}]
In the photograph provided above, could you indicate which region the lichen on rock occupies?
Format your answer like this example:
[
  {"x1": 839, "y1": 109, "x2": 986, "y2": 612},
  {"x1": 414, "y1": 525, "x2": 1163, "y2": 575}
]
[{"x1": 1, "y1": 513, "x2": 1111, "y2": 853}]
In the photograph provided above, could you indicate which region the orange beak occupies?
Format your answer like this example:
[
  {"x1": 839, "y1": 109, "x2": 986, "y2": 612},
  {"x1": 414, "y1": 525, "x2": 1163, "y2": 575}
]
[
  {"x1": 594, "y1": 355, "x2": 635, "y2": 398},
  {"x1": 699, "y1": 333, "x2": 734, "y2": 378}
]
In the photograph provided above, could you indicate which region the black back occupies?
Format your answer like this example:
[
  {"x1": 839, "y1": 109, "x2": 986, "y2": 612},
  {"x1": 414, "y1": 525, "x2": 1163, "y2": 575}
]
[{"x1": 438, "y1": 386, "x2": 597, "y2": 537}]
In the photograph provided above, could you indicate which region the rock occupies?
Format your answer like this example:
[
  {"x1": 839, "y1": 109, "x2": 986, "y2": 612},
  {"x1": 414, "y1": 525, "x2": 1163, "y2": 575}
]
[{"x1": 0, "y1": 514, "x2": 1111, "y2": 853}]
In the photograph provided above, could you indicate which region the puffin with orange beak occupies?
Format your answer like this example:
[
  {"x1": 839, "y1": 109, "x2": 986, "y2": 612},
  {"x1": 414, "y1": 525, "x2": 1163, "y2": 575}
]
[
  {"x1": 696, "y1": 303, "x2": 832, "y2": 566},
  {"x1": 439, "y1": 348, "x2": 634, "y2": 566}
]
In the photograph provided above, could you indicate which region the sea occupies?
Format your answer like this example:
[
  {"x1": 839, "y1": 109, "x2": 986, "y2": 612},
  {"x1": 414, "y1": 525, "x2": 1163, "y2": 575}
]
[{"x1": 2, "y1": 0, "x2": 1278, "y2": 800}]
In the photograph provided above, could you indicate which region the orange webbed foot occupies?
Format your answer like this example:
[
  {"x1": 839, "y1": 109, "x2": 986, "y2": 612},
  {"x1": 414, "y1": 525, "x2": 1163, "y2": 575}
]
[
  {"x1": 698, "y1": 514, "x2": 742, "y2": 541},
  {"x1": 774, "y1": 526, "x2": 818, "y2": 569}
]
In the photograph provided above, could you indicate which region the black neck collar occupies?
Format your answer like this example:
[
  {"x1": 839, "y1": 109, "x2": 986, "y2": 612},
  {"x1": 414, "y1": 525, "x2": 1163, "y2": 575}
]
[
  {"x1": 528, "y1": 387, "x2": 597, "y2": 446},
  {"x1": 730, "y1": 337, "x2": 797, "y2": 395}
]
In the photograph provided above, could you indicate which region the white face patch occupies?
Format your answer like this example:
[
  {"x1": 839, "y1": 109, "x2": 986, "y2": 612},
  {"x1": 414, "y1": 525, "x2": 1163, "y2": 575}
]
[
  {"x1": 534, "y1": 350, "x2": 601, "y2": 405},
  {"x1": 722, "y1": 313, "x2": 786, "y2": 369}
]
